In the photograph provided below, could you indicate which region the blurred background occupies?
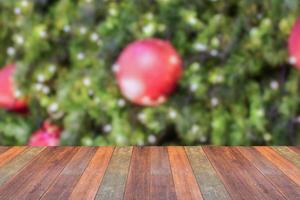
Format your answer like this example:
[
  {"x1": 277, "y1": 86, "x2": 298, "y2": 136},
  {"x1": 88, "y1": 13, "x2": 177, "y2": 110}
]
[{"x1": 0, "y1": 0, "x2": 300, "y2": 146}]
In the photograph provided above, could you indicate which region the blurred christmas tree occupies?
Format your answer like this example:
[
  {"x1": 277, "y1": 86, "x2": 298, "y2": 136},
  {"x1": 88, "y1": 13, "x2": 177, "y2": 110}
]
[{"x1": 0, "y1": 0, "x2": 300, "y2": 146}]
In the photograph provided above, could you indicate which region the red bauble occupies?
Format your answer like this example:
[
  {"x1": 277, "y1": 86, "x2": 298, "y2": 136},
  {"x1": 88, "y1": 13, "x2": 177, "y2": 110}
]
[
  {"x1": 288, "y1": 18, "x2": 300, "y2": 68},
  {"x1": 115, "y1": 38, "x2": 182, "y2": 106},
  {"x1": 28, "y1": 121, "x2": 61, "y2": 146},
  {"x1": 0, "y1": 64, "x2": 27, "y2": 111}
]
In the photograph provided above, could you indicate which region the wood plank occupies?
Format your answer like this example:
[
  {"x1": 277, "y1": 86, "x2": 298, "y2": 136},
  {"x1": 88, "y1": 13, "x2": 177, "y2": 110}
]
[
  {"x1": 0, "y1": 147, "x2": 45, "y2": 186},
  {"x1": 238, "y1": 147, "x2": 300, "y2": 199},
  {"x1": 203, "y1": 147, "x2": 285, "y2": 200},
  {"x1": 0, "y1": 147, "x2": 77, "y2": 200},
  {"x1": 124, "y1": 147, "x2": 151, "y2": 200},
  {"x1": 95, "y1": 147, "x2": 132, "y2": 200},
  {"x1": 273, "y1": 147, "x2": 300, "y2": 168},
  {"x1": 168, "y1": 146, "x2": 203, "y2": 200},
  {"x1": 185, "y1": 147, "x2": 231, "y2": 200},
  {"x1": 255, "y1": 147, "x2": 300, "y2": 186},
  {"x1": 70, "y1": 146, "x2": 114, "y2": 200},
  {"x1": 149, "y1": 147, "x2": 177, "y2": 200},
  {"x1": 0, "y1": 147, "x2": 10, "y2": 154},
  {"x1": 289, "y1": 147, "x2": 300, "y2": 154},
  {"x1": 0, "y1": 146, "x2": 26, "y2": 167},
  {"x1": 40, "y1": 147, "x2": 97, "y2": 200},
  {"x1": 124, "y1": 147, "x2": 176, "y2": 200}
]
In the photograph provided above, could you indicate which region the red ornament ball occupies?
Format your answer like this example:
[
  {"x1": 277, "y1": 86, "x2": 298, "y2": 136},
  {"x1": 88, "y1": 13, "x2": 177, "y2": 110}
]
[
  {"x1": 28, "y1": 121, "x2": 61, "y2": 146},
  {"x1": 114, "y1": 38, "x2": 182, "y2": 106},
  {"x1": 288, "y1": 18, "x2": 300, "y2": 68},
  {"x1": 0, "y1": 64, "x2": 27, "y2": 111}
]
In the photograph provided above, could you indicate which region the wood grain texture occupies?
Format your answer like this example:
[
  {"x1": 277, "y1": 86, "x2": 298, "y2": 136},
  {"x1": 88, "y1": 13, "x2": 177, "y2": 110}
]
[
  {"x1": 95, "y1": 147, "x2": 132, "y2": 200},
  {"x1": 238, "y1": 147, "x2": 300, "y2": 199},
  {"x1": 0, "y1": 147, "x2": 26, "y2": 167},
  {"x1": 0, "y1": 147, "x2": 10, "y2": 154},
  {"x1": 124, "y1": 147, "x2": 177, "y2": 200},
  {"x1": 0, "y1": 147, "x2": 45, "y2": 186},
  {"x1": 255, "y1": 146, "x2": 300, "y2": 186},
  {"x1": 0, "y1": 147, "x2": 77, "y2": 200},
  {"x1": 41, "y1": 147, "x2": 97, "y2": 200},
  {"x1": 168, "y1": 146, "x2": 203, "y2": 200},
  {"x1": 273, "y1": 146, "x2": 300, "y2": 168},
  {"x1": 204, "y1": 147, "x2": 285, "y2": 200},
  {"x1": 149, "y1": 147, "x2": 177, "y2": 200},
  {"x1": 124, "y1": 147, "x2": 151, "y2": 200},
  {"x1": 290, "y1": 147, "x2": 300, "y2": 154},
  {"x1": 70, "y1": 146, "x2": 114, "y2": 200},
  {"x1": 185, "y1": 147, "x2": 231, "y2": 200}
]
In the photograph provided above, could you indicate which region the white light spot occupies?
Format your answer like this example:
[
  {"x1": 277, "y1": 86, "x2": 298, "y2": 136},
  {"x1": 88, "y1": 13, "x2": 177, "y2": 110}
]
[
  {"x1": 39, "y1": 31, "x2": 47, "y2": 38},
  {"x1": 77, "y1": 52, "x2": 85, "y2": 60},
  {"x1": 211, "y1": 97, "x2": 219, "y2": 107},
  {"x1": 37, "y1": 74, "x2": 45, "y2": 82},
  {"x1": 199, "y1": 135, "x2": 207, "y2": 142},
  {"x1": 190, "y1": 83, "x2": 198, "y2": 92},
  {"x1": 169, "y1": 110, "x2": 177, "y2": 119},
  {"x1": 48, "y1": 103, "x2": 58, "y2": 113},
  {"x1": 103, "y1": 124, "x2": 112, "y2": 133},
  {"x1": 148, "y1": 134, "x2": 156, "y2": 144},
  {"x1": 14, "y1": 7, "x2": 21, "y2": 15},
  {"x1": 256, "y1": 109, "x2": 264, "y2": 117},
  {"x1": 21, "y1": 0, "x2": 29, "y2": 7},
  {"x1": 112, "y1": 63, "x2": 119, "y2": 73},
  {"x1": 42, "y1": 86, "x2": 50, "y2": 94},
  {"x1": 215, "y1": 75, "x2": 223, "y2": 82},
  {"x1": 191, "y1": 125, "x2": 199, "y2": 133},
  {"x1": 210, "y1": 49, "x2": 219, "y2": 57},
  {"x1": 14, "y1": 90, "x2": 22, "y2": 98},
  {"x1": 117, "y1": 98, "x2": 126, "y2": 107},
  {"x1": 34, "y1": 83, "x2": 43, "y2": 91},
  {"x1": 48, "y1": 65, "x2": 57, "y2": 73},
  {"x1": 63, "y1": 25, "x2": 71, "y2": 33},
  {"x1": 263, "y1": 133, "x2": 272, "y2": 141},
  {"x1": 288, "y1": 56, "x2": 297, "y2": 65},
  {"x1": 137, "y1": 112, "x2": 146, "y2": 122},
  {"x1": 7, "y1": 47, "x2": 16, "y2": 56},
  {"x1": 143, "y1": 24, "x2": 155, "y2": 35},
  {"x1": 194, "y1": 43, "x2": 207, "y2": 52},
  {"x1": 109, "y1": 8, "x2": 117, "y2": 16},
  {"x1": 83, "y1": 77, "x2": 91, "y2": 86},
  {"x1": 121, "y1": 78, "x2": 144, "y2": 101},
  {"x1": 15, "y1": 35, "x2": 24, "y2": 45},
  {"x1": 187, "y1": 16, "x2": 197, "y2": 25},
  {"x1": 169, "y1": 55, "x2": 179, "y2": 65},
  {"x1": 79, "y1": 26, "x2": 87, "y2": 35},
  {"x1": 90, "y1": 33, "x2": 99, "y2": 41},
  {"x1": 270, "y1": 80, "x2": 279, "y2": 90}
]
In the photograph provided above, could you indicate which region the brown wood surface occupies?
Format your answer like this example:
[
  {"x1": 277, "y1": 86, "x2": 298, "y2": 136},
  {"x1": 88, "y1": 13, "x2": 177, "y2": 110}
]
[
  {"x1": 203, "y1": 147, "x2": 286, "y2": 200},
  {"x1": 70, "y1": 146, "x2": 114, "y2": 200},
  {"x1": 273, "y1": 146, "x2": 300, "y2": 168},
  {"x1": 95, "y1": 147, "x2": 132, "y2": 200},
  {"x1": 185, "y1": 147, "x2": 231, "y2": 200},
  {"x1": 0, "y1": 147, "x2": 10, "y2": 154},
  {"x1": 0, "y1": 146, "x2": 299, "y2": 200},
  {"x1": 255, "y1": 146, "x2": 300, "y2": 186},
  {"x1": 0, "y1": 147, "x2": 26, "y2": 167},
  {"x1": 290, "y1": 146, "x2": 300, "y2": 154},
  {"x1": 238, "y1": 147, "x2": 300, "y2": 199},
  {"x1": 168, "y1": 146, "x2": 203, "y2": 200},
  {"x1": 0, "y1": 147, "x2": 45, "y2": 186}
]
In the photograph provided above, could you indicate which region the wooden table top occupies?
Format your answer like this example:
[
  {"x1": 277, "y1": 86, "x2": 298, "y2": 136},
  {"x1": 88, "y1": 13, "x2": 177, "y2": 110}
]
[{"x1": 0, "y1": 146, "x2": 299, "y2": 200}]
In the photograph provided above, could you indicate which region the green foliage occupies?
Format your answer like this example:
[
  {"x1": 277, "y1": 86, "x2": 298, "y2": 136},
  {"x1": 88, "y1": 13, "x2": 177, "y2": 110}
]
[{"x1": 0, "y1": 0, "x2": 300, "y2": 145}]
